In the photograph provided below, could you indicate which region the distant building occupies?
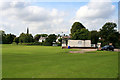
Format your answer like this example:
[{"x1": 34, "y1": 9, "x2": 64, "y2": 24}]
[{"x1": 39, "y1": 37, "x2": 47, "y2": 42}]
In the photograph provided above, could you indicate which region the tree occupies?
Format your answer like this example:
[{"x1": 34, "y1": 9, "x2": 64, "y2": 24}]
[
  {"x1": 58, "y1": 38, "x2": 62, "y2": 43},
  {"x1": 19, "y1": 33, "x2": 26, "y2": 43},
  {"x1": 44, "y1": 34, "x2": 57, "y2": 46},
  {"x1": 0, "y1": 30, "x2": 6, "y2": 44},
  {"x1": 90, "y1": 30, "x2": 99, "y2": 44},
  {"x1": 72, "y1": 28, "x2": 90, "y2": 40},
  {"x1": 58, "y1": 34, "x2": 61, "y2": 37},
  {"x1": 26, "y1": 34, "x2": 34, "y2": 42},
  {"x1": 19, "y1": 33, "x2": 33, "y2": 43},
  {"x1": 34, "y1": 34, "x2": 41, "y2": 42},
  {"x1": 5, "y1": 33, "x2": 16, "y2": 44},
  {"x1": 13, "y1": 37, "x2": 19, "y2": 44},
  {"x1": 70, "y1": 22, "x2": 85, "y2": 36},
  {"x1": 40, "y1": 34, "x2": 48, "y2": 37},
  {"x1": 58, "y1": 38, "x2": 62, "y2": 46},
  {"x1": 99, "y1": 22, "x2": 119, "y2": 47}
]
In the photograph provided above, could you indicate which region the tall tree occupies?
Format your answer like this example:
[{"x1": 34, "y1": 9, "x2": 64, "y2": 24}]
[
  {"x1": 19, "y1": 33, "x2": 26, "y2": 43},
  {"x1": 70, "y1": 22, "x2": 85, "y2": 36},
  {"x1": 19, "y1": 33, "x2": 33, "y2": 43},
  {"x1": 99, "y1": 22, "x2": 119, "y2": 47},
  {"x1": 26, "y1": 34, "x2": 34, "y2": 42},
  {"x1": 72, "y1": 28, "x2": 90, "y2": 40}
]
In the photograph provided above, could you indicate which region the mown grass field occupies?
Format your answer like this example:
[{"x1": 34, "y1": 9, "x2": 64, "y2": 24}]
[{"x1": 2, "y1": 44, "x2": 118, "y2": 78}]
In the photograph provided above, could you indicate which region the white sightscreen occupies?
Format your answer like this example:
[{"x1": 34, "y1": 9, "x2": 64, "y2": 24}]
[
  {"x1": 68, "y1": 40, "x2": 91, "y2": 47},
  {"x1": 84, "y1": 40, "x2": 91, "y2": 47}
]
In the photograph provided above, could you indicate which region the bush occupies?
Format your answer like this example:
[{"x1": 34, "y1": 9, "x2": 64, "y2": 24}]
[
  {"x1": 33, "y1": 42, "x2": 41, "y2": 45},
  {"x1": 18, "y1": 43, "x2": 34, "y2": 45},
  {"x1": 113, "y1": 43, "x2": 120, "y2": 48},
  {"x1": 57, "y1": 42, "x2": 61, "y2": 46},
  {"x1": 12, "y1": 42, "x2": 17, "y2": 45},
  {"x1": 43, "y1": 42, "x2": 51, "y2": 46},
  {"x1": 17, "y1": 42, "x2": 44, "y2": 45}
]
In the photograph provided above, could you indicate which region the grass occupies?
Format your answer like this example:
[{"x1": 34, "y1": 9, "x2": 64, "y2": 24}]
[{"x1": 2, "y1": 44, "x2": 118, "y2": 78}]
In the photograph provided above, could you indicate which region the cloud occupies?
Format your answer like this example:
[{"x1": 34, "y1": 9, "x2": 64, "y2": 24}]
[
  {"x1": 76, "y1": 2, "x2": 115, "y2": 19},
  {"x1": 0, "y1": 0, "x2": 117, "y2": 36},
  {"x1": 0, "y1": 1, "x2": 69, "y2": 35},
  {"x1": 0, "y1": 2, "x2": 64, "y2": 22},
  {"x1": 74, "y1": 0, "x2": 117, "y2": 30}
]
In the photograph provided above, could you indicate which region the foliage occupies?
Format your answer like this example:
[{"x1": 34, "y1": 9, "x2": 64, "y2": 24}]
[
  {"x1": 34, "y1": 34, "x2": 41, "y2": 42},
  {"x1": 13, "y1": 37, "x2": 19, "y2": 44},
  {"x1": 99, "y1": 22, "x2": 119, "y2": 47},
  {"x1": 18, "y1": 43, "x2": 34, "y2": 45},
  {"x1": 17, "y1": 42, "x2": 43, "y2": 45},
  {"x1": 57, "y1": 42, "x2": 62, "y2": 46},
  {"x1": 1, "y1": 21, "x2": 120, "y2": 48},
  {"x1": 33, "y1": 42, "x2": 42, "y2": 45},
  {"x1": 12, "y1": 42, "x2": 17, "y2": 45},
  {"x1": 19, "y1": 33, "x2": 33, "y2": 43},
  {"x1": 70, "y1": 22, "x2": 85, "y2": 37},
  {"x1": 5, "y1": 34, "x2": 16, "y2": 44},
  {"x1": 57, "y1": 34, "x2": 61, "y2": 37},
  {"x1": 0, "y1": 30, "x2": 6, "y2": 44},
  {"x1": 58, "y1": 38, "x2": 62, "y2": 43},
  {"x1": 72, "y1": 28, "x2": 90, "y2": 40},
  {"x1": 90, "y1": 30, "x2": 99, "y2": 44},
  {"x1": 40, "y1": 34, "x2": 48, "y2": 37},
  {"x1": 57, "y1": 38, "x2": 62, "y2": 46},
  {"x1": 44, "y1": 34, "x2": 57, "y2": 46}
]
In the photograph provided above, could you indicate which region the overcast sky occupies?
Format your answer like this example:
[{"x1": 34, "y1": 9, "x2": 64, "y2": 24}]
[{"x1": 0, "y1": 0, "x2": 119, "y2": 36}]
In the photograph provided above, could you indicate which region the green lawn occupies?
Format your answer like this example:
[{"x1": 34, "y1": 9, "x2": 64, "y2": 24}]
[{"x1": 2, "y1": 44, "x2": 118, "y2": 78}]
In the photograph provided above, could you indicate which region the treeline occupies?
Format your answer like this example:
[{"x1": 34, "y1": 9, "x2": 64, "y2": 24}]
[
  {"x1": 0, "y1": 31, "x2": 62, "y2": 46},
  {"x1": 70, "y1": 22, "x2": 120, "y2": 48},
  {"x1": 0, "y1": 21, "x2": 120, "y2": 48}
]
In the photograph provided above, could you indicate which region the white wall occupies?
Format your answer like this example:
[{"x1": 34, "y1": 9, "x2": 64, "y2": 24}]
[
  {"x1": 39, "y1": 40, "x2": 42, "y2": 42},
  {"x1": 84, "y1": 40, "x2": 91, "y2": 47},
  {"x1": 68, "y1": 40, "x2": 91, "y2": 47}
]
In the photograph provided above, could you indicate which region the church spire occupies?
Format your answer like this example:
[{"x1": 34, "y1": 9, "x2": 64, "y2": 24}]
[{"x1": 27, "y1": 27, "x2": 29, "y2": 34}]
